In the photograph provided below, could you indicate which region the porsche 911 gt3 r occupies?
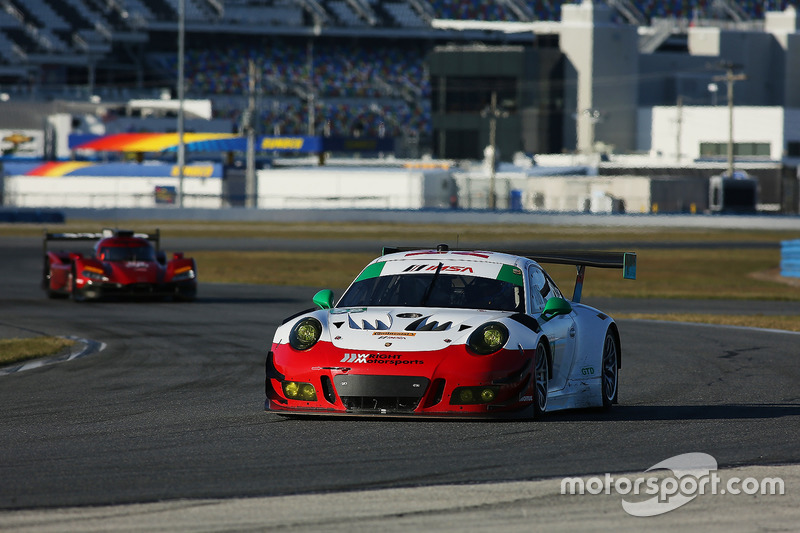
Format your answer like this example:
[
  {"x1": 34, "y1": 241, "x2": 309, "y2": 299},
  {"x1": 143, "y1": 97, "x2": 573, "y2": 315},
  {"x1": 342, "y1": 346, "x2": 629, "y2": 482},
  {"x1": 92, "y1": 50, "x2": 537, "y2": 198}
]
[
  {"x1": 265, "y1": 245, "x2": 636, "y2": 419},
  {"x1": 42, "y1": 229, "x2": 197, "y2": 302}
]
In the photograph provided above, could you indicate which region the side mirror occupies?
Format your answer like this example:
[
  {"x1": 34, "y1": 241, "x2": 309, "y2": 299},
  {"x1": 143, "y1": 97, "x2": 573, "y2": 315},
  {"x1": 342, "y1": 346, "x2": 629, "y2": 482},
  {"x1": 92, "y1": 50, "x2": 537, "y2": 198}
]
[
  {"x1": 313, "y1": 289, "x2": 334, "y2": 310},
  {"x1": 541, "y1": 297, "x2": 572, "y2": 321}
]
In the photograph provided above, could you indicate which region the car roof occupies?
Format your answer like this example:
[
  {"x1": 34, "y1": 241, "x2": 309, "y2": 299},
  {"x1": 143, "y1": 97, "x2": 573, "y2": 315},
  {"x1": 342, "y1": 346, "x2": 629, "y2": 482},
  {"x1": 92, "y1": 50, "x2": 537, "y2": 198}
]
[{"x1": 377, "y1": 249, "x2": 532, "y2": 268}]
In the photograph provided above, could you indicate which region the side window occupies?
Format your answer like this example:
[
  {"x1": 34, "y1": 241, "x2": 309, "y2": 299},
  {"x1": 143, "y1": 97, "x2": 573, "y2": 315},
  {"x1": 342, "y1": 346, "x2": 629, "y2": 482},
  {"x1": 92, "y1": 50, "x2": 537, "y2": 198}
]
[
  {"x1": 527, "y1": 266, "x2": 547, "y2": 312},
  {"x1": 543, "y1": 271, "x2": 564, "y2": 300}
]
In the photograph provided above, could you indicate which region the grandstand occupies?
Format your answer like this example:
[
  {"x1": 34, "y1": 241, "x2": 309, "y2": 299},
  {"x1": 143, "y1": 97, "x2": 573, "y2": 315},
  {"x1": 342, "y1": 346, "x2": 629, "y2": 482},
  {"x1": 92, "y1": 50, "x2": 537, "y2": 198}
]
[{"x1": 0, "y1": 0, "x2": 798, "y2": 158}]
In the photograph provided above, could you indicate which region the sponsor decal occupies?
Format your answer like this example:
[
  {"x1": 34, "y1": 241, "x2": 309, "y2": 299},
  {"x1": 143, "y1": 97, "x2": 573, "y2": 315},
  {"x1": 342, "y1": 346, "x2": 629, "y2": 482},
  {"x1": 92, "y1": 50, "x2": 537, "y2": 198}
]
[
  {"x1": 155, "y1": 185, "x2": 177, "y2": 204},
  {"x1": 260, "y1": 137, "x2": 305, "y2": 150},
  {"x1": 343, "y1": 139, "x2": 377, "y2": 150},
  {"x1": 339, "y1": 353, "x2": 423, "y2": 365},
  {"x1": 2, "y1": 132, "x2": 34, "y2": 155},
  {"x1": 170, "y1": 165, "x2": 215, "y2": 178},
  {"x1": 331, "y1": 308, "x2": 366, "y2": 314},
  {"x1": 371, "y1": 332, "x2": 415, "y2": 337},
  {"x1": 401, "y1": 264, "x2": 474, "y2": 273}
]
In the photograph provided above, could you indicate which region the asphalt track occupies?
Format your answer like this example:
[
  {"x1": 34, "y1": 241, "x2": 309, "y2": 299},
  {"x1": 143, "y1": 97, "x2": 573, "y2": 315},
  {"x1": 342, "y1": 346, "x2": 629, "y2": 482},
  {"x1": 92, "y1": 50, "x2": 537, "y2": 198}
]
[{"x1": 1, "y1": 234, "x2": 799, "y2": 530}]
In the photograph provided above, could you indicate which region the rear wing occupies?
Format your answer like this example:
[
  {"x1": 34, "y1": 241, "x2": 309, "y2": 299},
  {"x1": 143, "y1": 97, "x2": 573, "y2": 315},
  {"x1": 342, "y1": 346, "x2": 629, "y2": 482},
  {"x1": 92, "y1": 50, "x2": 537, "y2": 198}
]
[
  {"x1": 43, "y1": 228, "x2": 161, "y2": 255},
  {"x1": 523, "y1": 250, "x2": 636, "y2": 303},
  {"x1": 381, "y1": 245, "x2": 636, "y2": 304}
]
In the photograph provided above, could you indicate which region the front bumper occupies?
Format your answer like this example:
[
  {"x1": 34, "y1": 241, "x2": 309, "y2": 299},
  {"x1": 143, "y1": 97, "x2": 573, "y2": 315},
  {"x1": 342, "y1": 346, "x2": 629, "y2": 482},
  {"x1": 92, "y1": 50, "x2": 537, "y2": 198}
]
[
  {"x1": 76, "y1": 280, "x2": 196, "y2": 300},
  {"x1": 265, "y1": 346, "x2": 535, "y2": 418}
]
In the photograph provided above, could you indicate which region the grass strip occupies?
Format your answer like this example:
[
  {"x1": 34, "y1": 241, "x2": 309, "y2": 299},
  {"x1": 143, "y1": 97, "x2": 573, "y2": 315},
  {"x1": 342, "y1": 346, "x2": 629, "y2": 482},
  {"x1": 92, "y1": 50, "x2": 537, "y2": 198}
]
[
  {"x1": 0, "y1": 337, "x2": 76, "y2": 366},
  {"x1": 189, "y1": 248, "x2": 800, "y2": 301}
]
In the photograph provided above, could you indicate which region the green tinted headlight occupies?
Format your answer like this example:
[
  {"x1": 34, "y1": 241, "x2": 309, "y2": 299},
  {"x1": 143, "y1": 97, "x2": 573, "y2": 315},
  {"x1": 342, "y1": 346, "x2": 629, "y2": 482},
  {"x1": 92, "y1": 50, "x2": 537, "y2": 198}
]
[
  {"x1": 467, "y1": 322, "x2": 509, "y2": 355},
  {"x1": 289, "y1": 317, "x2": 322, "y2": 351}
]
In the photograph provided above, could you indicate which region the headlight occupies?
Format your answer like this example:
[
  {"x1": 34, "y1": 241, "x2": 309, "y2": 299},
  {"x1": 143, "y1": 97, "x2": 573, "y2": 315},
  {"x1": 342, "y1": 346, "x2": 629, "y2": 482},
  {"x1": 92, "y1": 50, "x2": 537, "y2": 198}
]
[
  {"x1": 81, "y1": 269, "x2": 109, "y2": 282},
  {"x1": 282, "y1": 381, "x2": 317, "y2": 401},
  {"x1": 467, "y1": 322, "x2": 509, "y2": 355},
  {"x1": 289, "y1": 317, "x2": 323, "y2": 351},
  {"x1": 172, "y1": 268, "x2": 196, "y2": 281},
  {"x1": 450, "y1": 386, "x2": 499, "y2": 405}
]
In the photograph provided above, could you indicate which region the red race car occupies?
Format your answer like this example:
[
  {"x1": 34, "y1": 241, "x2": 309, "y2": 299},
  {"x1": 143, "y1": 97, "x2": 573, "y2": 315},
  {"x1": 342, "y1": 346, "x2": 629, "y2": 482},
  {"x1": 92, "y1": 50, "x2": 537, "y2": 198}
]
[{"x1": 42, "y1": 229, "x2": 197, "y2": 302}]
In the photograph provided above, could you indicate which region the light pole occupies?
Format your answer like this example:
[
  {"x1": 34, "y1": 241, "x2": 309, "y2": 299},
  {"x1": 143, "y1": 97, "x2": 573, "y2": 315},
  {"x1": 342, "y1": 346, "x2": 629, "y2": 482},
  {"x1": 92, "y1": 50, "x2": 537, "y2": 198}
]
[
  {"x1": 712, "y1": 62, "x2": 746, "y2": 178},
  {"x1": 177, "y1": 0, "x2": 185, "y2": 207},
  {"x1": 481, "y1": 91, "x2": 510, "y2": 210},
  {"x1": 245, "y1": 59, "x2": 258, "y2": 208}
]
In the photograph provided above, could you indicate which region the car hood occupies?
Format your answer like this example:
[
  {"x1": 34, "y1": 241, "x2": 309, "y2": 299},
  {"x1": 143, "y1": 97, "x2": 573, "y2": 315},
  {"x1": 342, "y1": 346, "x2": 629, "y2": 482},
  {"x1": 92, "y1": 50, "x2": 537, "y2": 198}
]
[{"x1": 325, "y1": 307, "x2": 510, "y2": 352}]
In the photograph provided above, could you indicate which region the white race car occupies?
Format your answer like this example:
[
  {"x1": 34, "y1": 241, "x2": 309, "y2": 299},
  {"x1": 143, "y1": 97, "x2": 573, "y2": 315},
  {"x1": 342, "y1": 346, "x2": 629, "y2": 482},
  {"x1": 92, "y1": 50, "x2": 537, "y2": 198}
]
[{"x1": 265, "y1": 245, "x2": 636, "y2": 419}]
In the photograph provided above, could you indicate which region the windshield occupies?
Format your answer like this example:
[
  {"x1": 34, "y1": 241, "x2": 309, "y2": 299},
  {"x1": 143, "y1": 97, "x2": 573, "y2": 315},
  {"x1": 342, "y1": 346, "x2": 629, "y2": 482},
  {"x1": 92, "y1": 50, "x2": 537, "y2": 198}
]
[
  {"x1": 338, "y1": 273, "x2": 524, "y2": 312},
  {"x1": 98, "y1": 245, "x2": 155, "y2": 262}
]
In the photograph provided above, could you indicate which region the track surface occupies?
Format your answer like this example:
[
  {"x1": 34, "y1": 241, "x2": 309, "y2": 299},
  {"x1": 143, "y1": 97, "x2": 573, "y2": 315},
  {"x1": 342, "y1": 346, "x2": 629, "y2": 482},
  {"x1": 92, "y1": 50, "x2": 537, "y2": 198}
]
[{"x1": 1, "y1": 235, "x2": 799, "y2": 511}]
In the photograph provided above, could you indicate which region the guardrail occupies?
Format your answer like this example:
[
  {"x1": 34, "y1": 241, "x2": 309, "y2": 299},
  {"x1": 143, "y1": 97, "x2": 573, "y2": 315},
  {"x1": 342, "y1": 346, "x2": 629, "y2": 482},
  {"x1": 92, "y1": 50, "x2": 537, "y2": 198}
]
[{"x1": 781, "y1": 240, "x2": 800, "y2": 278}]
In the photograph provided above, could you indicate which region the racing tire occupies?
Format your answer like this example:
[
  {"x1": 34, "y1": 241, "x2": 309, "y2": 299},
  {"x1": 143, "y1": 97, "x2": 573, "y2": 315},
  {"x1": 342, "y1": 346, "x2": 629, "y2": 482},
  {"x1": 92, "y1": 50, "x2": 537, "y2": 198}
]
[
  {"x1": 43, "y1": 258, "x2": 66, "y2": 299},
  {"x1": 601, "y1": 329, "x2": 620, "y2": 409},
  {"x1": 533, "y1": 340, "x2": 549, "y2": 419}
]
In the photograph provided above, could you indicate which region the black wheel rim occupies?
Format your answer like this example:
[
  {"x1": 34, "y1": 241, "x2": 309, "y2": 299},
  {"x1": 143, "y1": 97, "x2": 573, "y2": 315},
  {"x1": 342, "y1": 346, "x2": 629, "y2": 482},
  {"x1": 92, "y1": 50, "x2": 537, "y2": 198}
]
[
  {"x1": 602, "y1": 334, "x2": 618, "y2": 401},
  {"x1": 535, "y1": 343, "x2": 548, "y2": 412}
]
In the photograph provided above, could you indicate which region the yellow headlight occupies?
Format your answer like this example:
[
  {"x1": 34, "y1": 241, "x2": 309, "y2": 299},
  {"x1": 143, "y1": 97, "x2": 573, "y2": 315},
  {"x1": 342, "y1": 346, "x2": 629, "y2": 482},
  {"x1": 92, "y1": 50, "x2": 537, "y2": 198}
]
[
  {"x1": 300, "y1": 383, "x2": 317, "y2": 400},
  {"x1": 451, "y1": 386, "x2": 500, "y2": 405},
  {"x1": 283, "y1": 381, "x2": 300, "y2": 398},
  {"x1": 459, "y1": 389, "x2": 474, "y2": 403},
  {"x1": 282, "y1": 381, "x2": 317, "y2": 401}
]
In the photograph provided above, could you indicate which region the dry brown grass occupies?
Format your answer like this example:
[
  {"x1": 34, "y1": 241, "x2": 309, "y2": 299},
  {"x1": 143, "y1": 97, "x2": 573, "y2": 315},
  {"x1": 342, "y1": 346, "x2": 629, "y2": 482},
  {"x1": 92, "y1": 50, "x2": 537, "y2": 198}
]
[{"x1": 190, "y1": 247, "x2": 800, "y2": 301}]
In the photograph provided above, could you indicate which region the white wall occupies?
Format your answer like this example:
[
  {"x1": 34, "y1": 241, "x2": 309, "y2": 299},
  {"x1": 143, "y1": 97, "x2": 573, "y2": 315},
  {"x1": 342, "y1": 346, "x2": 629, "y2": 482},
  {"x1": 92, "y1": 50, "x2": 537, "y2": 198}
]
[
  {"x1": 647, "y1": 106, "x2": 793, "y2": 161},
  {"x1": 522, "y1": 176, "x2": 652, "y2": 213},
  {"x1": 255, "y1": 167, "x2": 454, "y2": 209},
  {"x1": 4, "y1": 176, "x2": 223, "y2": 208}
]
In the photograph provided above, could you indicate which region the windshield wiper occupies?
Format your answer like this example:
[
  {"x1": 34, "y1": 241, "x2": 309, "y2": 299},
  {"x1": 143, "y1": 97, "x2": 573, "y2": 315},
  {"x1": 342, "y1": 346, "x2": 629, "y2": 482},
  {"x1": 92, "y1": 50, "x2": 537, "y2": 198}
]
[{"x1": 420, "y1": 262, "x2": 443, "y2": 306}]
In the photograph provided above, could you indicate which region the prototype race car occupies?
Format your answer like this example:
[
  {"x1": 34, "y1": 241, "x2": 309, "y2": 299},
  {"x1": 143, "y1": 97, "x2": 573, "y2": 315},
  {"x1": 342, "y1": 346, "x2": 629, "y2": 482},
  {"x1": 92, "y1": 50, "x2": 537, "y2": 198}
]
[
  {"x1": 42, "y1": 229, "x2": 197, "y2": 302},
  {"x1": 266, "y1": 245, "x2": 636, "y2": 419}
]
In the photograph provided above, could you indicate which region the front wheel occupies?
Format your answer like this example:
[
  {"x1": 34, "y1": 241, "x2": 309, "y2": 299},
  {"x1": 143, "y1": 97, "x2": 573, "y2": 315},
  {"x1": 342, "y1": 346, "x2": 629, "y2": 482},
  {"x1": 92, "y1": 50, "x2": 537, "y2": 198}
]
[
  {"x1": 533, "y1": 340, "x2": 549, "y2": 419},
  {"x1": 601, "y1": 330, "x2": 620, "y2": 409}
]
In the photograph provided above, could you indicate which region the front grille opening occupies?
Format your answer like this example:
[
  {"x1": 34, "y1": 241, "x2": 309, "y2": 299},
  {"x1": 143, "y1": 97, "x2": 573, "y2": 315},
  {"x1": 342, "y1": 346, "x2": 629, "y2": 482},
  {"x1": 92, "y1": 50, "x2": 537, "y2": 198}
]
[
  {"x1": 423, "y1": 378, "x2": 446, "y2": 408},
  {"x1": 320, "y1": 375, "x2": 337, "y2": 405},
  {"x1": 340, "y1": 396, "x2": 421, "y2": 413}
]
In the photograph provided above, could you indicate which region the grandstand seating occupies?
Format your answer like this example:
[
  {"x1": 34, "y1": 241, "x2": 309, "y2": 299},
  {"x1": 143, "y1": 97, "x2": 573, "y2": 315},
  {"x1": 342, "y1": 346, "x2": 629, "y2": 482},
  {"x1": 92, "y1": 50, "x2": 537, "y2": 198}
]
[
  {"x1": 0, "y1": 0, "x2": 795, "y2": 148},
  {"x1": 155, "y1": 39, "x2": 430, "y2": 138}
]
